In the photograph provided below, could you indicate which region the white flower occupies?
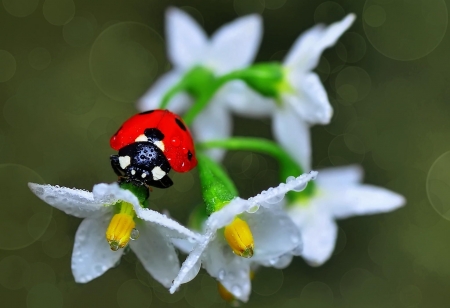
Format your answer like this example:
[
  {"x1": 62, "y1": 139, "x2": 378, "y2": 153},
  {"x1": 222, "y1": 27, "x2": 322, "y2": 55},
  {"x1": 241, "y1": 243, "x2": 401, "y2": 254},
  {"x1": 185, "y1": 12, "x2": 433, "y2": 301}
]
[
  {"x1": 138, "y1": 7, "x2": 262, "y2": 160},
  {"x1": 170, "y1": 171, "x2": 318, "y2": 302},
  {"x1": 286, "y1": 166, "x2": 405, "y2": 266},
  {"x1": 227, "y1": 14, "x2": 356, "y2": 170},
  {"x1": 28, "y1": 182, "x2": 200, "y2": 287}
]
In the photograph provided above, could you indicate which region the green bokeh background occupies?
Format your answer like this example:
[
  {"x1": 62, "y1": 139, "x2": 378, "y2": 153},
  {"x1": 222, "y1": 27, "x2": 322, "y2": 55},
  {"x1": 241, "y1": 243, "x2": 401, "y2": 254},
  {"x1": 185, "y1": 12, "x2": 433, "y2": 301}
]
[{"x1": 1, "y1": 0, "x2": 450, "y2": 307}]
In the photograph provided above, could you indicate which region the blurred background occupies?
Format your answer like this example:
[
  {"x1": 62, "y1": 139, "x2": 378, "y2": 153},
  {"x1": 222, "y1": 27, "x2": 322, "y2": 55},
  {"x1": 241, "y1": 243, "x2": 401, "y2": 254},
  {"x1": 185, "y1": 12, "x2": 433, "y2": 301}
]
[{"x1": 1, "y1": 0, "x2": 450, "y2": 307}]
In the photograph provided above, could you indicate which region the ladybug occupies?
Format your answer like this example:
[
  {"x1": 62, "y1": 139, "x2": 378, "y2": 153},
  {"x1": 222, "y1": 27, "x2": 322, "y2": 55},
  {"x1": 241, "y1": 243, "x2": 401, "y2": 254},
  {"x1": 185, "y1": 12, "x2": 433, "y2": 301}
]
[{"x1": 110, "y1": 109, "x2": 197, "y2": 173}]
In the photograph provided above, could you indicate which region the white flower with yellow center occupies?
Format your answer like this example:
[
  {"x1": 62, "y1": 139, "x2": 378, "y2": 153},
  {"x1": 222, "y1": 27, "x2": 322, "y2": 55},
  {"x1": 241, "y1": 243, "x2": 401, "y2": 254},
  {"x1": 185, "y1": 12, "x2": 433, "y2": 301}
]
[
  {"x1": 28, "y1": 182, "x2": 200, "y2": 287},
  {"x1": 138, "y1": 7, "x2": 262, "y2": 160},
  {"x1": 286, "y1": 166, "x2": 405, "y2": 266},
  {"x1": 170, "y1": 171, "x2": 318, "y2": 302}
]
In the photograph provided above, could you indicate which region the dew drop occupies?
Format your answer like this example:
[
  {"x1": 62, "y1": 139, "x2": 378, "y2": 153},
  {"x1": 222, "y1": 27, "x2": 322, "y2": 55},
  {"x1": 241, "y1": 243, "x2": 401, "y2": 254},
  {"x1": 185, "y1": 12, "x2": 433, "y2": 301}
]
[
  {"x1": 130, "y1": 228, "x2": 140, "y2": 240},
  {"x1": 265, "y1": 194, "x2": 284, "y2": 204},
  {"x1": 218, "y1": 269, "x2": 226, "y2": 280},
  {"x1": 286, "y1": 176, "x2": 295, "y2": 183},
  {"x1": 246, "y1": 204, "x2": 260, "y2": 213},
  {"x1": 292, "y1": 182, "x2": 307, "y2": 192},
  {"x1": 109, "y1": 241, "x2": 119, "y2": 251},
  {"x1": 231, "y1": 285, "x2": 242, "y2": 297},
  {"x1": 269, "y1": 257, "x2": 279, "y2": 265}
]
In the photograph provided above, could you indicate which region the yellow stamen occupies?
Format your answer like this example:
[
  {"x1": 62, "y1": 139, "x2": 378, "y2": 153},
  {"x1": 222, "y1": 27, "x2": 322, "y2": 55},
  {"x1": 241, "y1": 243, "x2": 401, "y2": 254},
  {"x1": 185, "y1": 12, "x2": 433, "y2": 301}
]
[
  {"x1": 224, "y1": 217, "x2": 254, "y2": 258},
  {"x1": 105, "y1": 202, "x2": 135, "y2": 251}
]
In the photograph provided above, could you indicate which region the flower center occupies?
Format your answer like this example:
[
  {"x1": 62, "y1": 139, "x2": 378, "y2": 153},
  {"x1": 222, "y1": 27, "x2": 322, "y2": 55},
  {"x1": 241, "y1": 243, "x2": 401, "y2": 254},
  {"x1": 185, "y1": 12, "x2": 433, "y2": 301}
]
[
  {"x1": 224, "y1": 217, "x2": 254, "y2": 258},
  {"x1": 105, "y1": 201, "x2": 138, "y2": 251}
]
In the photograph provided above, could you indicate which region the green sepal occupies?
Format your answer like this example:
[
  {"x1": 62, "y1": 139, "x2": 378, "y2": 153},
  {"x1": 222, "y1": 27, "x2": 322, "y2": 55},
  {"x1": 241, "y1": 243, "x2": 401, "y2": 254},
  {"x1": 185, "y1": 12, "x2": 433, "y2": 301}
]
[
  {"x1": 118, "y1": 182, "x2": 149, "y2": 207},
  {"x1": 197, "y1": 153, "x2": 238, "y2": 215}
]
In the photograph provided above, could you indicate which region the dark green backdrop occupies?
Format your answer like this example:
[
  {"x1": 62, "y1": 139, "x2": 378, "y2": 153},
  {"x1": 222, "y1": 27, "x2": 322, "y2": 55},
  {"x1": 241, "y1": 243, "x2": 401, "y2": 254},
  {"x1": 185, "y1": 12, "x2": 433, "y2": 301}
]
[{"x1": 1, "y1": 0, "x2": 449, "y2": 307}]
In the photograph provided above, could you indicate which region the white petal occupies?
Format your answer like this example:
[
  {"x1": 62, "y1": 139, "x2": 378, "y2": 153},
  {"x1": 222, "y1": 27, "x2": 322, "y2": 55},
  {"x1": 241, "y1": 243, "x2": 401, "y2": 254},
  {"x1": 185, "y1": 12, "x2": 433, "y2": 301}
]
[
  {"x1": 192, "y1": 103, "x2": 232, "y2": 161},
  {"x1": 284, "y1": 14, "x2": 356, "y2": 72},
  {"x1": 331, "y1": 185, "x2": 406, "y2": 219},
  {"x1": 172, "y1": 238, "x2": 196, "y2": 254},
  {"x1": 206, "y1": 14, "x2": 262, "y2": 74},
  {"x1": 170, "y1": 228, "x2": 214, "y2": 293},
  {"x1": 137, "y1": 70, "x2": 192, "y2": 112},
  {"x1": 220, "y1": 80, "x2": 276, "y2": 117},
  {"x1": 166, "y1": 7, "x2": 208, "y2": 69},
  {"x1": 242, "y1": 207, "x2": 301, "y2": 262},
  {"x1": 71, "y1": 211, "x2": 122, "y2": 283},
  {"x1": 273, "y1": 105, "x2": 312, "y2": 171},
  {"x1": 92, "y1": 183, "x2": 201, "y2": 241},
  {"x1": 28, "y1": 183, "x2": 106, "y2": 218},
  {"x1": 289, "y1": 207, "x2": 337, "y2": 266},
  {"x1": 203, "y1": 237, "x2": 252, "y2": 302},
  {"x1": 286, "y1": 72, "x2": 332, "y2": 124},
  {"x1": 316, "y1": 165, "x2": 363, "y2": 187},
  {"x1": 180, "y1": 259, "x2": 201, "y2": 284},
  {"x1": 130, "y1": 222, "x2": 179, "y2": 288}
]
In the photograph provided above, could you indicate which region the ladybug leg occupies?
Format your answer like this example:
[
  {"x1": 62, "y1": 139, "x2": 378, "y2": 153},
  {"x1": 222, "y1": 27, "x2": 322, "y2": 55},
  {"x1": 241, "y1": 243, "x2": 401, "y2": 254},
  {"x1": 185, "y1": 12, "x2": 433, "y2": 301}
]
[
  {"x1": 144, "y1": 128, "x2": 164, "y2": 143},
  {"x1": 110, "y1": 155, "x2": 126, "y2": 177}
]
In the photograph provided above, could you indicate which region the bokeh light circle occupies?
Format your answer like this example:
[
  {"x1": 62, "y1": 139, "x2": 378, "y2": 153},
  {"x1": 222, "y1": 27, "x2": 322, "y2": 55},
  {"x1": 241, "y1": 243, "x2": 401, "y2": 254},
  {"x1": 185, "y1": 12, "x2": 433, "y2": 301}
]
[
  {"x1": 28, "y1": 48, "x2": 51, "y2": 70},
  {"x1": 23, "y1": 262, "x2": 56, "y2": 290},
  {"x1": 90, "y1": 22, "x2": 164, "y2": 103},
  {"x1": 0, "y1": 50, "x2": 16, "y2": 82},
  {"x1": 2, "y1": 0, "x2": 39, "y2": 17},
  {"x1": 27, "y1": 283, "x2": 63, "y2": 308},
  {"x1": 117, "y1": 279, "x2": 152, "y2": 308},
  {"x1": 43, "y1": 0, "x2": 75, "y2": 26},
  {"x1": 253, "y1": 267, "x2": 284, "y2": 296},
  {"x1": 234, "y1": 0, "x2": 265, "y2": 16},
  {"x1": 314, "y1": 1, "x2": 345, "y2": 24},
  {"x1": 337, "y1": 32, "x2": 367, "y2": 63},
  {"x1": 363, "y1": 0, "x2": 448, "y2": 60},
  {"x1": 335, "y1": 66, "x2": 372, "y2": 104},
  {"x1": 265, "y1": 0, "x2": 286, "y2": 10},
  {"x1": 63, "y1": 16, "x2": 95, "y2": 47},
  {"x1": 299, "y1": 281, "x2": 334, "y2": 305},
  {"x1": 0, "y1": 164, "x2": 52, "y2": 250},
  {"x1": 0, "y1": 255, "x2": 30, "y2": 290},
  {"x1": 426, "y1": 151, "x2": 450, "y2": 220}
]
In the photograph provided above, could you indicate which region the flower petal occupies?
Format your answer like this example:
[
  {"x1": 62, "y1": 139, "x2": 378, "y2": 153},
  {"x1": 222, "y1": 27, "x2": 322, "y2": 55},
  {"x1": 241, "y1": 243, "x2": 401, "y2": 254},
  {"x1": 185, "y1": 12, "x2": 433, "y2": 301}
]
[
  {"x1": 28, "y1": 183, "x2": 106, "y2": 218},
  {"x1": 170, "y1": 228, "x2": 214, "y2": 293},
  {"x1": 137, "y1": 70, "x2": 192, "y2": 112},
  {"x1": 242, "y1": 207, "x2": 301, "y2": 263},
  {"x1": 93, "y1": 183, "x2": 201, "y2": 241},
  {"x1": 202, "y1": 237, "x2": 251, "y2": 302},
  {"x1": 331, "y1": 185, "x2": 406, "y2": 219},
  {"x1": 71, "y1": 211, "x2": 122, "y2": 283},
  {"x1": 166, "y1": 7, "x2": 208, "y2": 69},
  {"x1": 316, "y1": 165, "x2": 363, "y2": 187},
  {"x1": 130, "y1": 222, "x2": 179, "y2": 288},
  {"x1": 206, "y1": 14, "x2": 262, "y2": 74},
  {"x1": 284, "y1": 14, "x2": 356, "y2": 72},
  {"x1": 192, "y1": 103, "x2": 232, "y2": 161},
  {"x1": 220, "y1": 80, "x2": 276, "y2": 117},
  {"x1": 273, "y1": 105, "x2": 312, "y2": 171},
  {"x1": 286, "y1": 72, "x2": 332, "y2": 124},
  {"x1": 288, "y1": 207, "x2": 337, "y2": 266}
]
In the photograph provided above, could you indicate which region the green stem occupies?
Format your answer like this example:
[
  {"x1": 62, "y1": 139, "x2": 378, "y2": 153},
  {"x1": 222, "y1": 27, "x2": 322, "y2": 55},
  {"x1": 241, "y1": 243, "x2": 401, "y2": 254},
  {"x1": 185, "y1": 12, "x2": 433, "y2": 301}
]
[
  {"x1": 159, "y1": 80, "x2": 186, "y2": 110},
  {"x1": 198, "y1": 138, "x2": 315, "y2": 199}
]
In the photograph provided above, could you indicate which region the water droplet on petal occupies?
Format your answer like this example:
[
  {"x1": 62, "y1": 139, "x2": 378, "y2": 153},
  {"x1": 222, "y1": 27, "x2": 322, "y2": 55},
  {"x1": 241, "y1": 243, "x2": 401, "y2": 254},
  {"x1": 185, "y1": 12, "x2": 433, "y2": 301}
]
[
  {"x1": 231, "y1": 285, "x2": 242, "y2": 297},
  {"x1": 286, "y1": 176, "x2": 295, "y2": 183},
  {"x1": 130, "y1": 228, "x2": 140, "y2": 240},
  {"x1": 246, "y1": 204, "x2": 260, "y2": 213},
  {"x1": 265, "y1": 194, "x2": 284, "y2": 204},
  {"x1": 292, "y1": 182, "x2": 307, "y2": 192},
  {"x1": 218, "y1": 269, "x2": 226, "y2": 280}
]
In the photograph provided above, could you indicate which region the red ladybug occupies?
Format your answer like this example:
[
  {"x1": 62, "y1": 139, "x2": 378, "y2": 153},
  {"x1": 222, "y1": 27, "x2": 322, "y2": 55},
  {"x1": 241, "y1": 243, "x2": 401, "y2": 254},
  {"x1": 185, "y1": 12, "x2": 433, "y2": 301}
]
[{"x1": 110, "y1": 109, "x2": 197, "y2": 173}]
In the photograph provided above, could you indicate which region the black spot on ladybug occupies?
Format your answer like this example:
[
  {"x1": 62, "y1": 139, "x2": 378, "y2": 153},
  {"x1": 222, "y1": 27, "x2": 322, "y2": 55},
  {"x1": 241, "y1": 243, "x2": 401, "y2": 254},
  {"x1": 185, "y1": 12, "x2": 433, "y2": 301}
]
[
  {"x1": 187, "y1": 150, "x2": 193, "y2": 161},
  {"x1": 175, "y1": 118, "x2": 187, "y2": 131},
  {"x1": 140, "y1": 110, "x2": 155, "y2": 115},
  {"x1": 145, "y1": 128, "x2": 165, "y2": 141}
]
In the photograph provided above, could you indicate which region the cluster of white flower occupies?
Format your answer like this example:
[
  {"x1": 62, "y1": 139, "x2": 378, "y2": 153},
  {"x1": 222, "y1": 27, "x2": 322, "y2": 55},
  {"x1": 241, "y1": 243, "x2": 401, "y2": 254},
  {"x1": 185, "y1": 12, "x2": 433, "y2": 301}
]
[{"x1": 28, "y1": 7, "x2": 405, "y2": 304}]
